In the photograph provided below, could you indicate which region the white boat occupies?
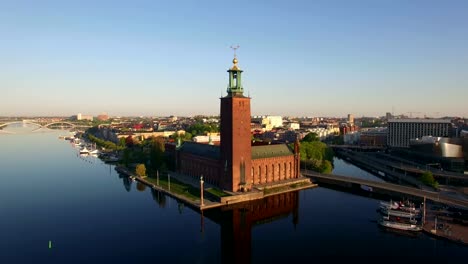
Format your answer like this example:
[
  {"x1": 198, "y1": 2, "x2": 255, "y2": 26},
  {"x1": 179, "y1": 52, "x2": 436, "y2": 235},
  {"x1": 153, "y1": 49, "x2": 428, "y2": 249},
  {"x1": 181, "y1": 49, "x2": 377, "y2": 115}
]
[
  {"x1": 378, "y1": 199, "x2": 423, "y2": 232},
  {"x1": 89, "y1": 143, "x2": 99, "y2": 155},
  {"x1": 379, "y1": 219, "x2": 422, "y2": 232},
  {"x1": 380, "y1": 201, "x2": 421, "y2": 214},
  {"x1": 80, "y1": 147, "x2": 90, "y2": 154},
  {"x1": 89, "y1": 149, "x2": 99, "y2": 155},
  {"x1": 380, "y1": 207, "x2": 421, "y2": 218}
]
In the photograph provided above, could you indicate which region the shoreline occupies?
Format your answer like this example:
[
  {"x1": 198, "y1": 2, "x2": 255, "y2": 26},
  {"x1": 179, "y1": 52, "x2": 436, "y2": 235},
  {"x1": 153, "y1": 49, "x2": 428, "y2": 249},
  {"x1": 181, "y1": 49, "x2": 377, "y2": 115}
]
[
  {"x1": 115, "y1": 165, "x2": 318, "y2": 210},
  {"x1": 423, "y1": 221, "x2": 468, "y2": 246}
]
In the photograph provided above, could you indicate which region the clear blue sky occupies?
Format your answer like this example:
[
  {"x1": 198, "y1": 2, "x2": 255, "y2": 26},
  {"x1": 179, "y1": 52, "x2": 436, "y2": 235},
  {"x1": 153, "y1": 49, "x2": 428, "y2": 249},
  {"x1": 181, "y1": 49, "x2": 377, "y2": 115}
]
[{"x1": 2, "y1": 0, "x2": 467, "y2": 118}]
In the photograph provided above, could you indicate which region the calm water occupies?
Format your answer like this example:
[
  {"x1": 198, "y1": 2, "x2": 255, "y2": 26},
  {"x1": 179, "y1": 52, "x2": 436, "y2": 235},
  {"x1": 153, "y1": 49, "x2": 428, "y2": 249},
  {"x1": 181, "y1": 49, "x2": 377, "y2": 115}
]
[
  {"x1": 0, "y1": 127, "x2": 466, "y2": 263},
  {"x1": 332, "y1": 157, "x2": 386, "y2": 182}
]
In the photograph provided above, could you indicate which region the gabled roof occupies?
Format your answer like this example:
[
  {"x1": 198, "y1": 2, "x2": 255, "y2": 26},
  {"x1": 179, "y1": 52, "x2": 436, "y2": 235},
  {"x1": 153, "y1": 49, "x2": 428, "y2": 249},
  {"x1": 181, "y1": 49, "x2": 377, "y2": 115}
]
[
  {"x1": 251, "y1": 144, "x2": 294, "y2": 160},
  {"x1": 179, "y1": 141, "x2": 220, "y2": 160}
]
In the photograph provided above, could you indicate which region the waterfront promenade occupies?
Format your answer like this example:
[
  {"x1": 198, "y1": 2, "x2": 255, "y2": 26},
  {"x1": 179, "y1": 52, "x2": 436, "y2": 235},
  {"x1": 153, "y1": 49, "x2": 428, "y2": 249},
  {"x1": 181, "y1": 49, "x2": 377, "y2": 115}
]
[
  {"x1": 115, "y1": 165, "x2": 316, "y2": 210},
  {"x1": 423, "y1": 207, "x2": 468, "y2": 246},
  {"x1": 303, "y1": 170, "x2": 468, "y2": 209}
]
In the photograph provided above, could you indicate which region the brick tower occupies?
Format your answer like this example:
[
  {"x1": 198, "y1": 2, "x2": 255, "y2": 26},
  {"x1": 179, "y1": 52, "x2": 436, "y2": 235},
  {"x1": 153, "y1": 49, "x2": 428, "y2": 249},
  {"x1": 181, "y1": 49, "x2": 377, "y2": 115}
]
[{"x1": 220, "y1": 55, "x2": 252, "y2": 192}]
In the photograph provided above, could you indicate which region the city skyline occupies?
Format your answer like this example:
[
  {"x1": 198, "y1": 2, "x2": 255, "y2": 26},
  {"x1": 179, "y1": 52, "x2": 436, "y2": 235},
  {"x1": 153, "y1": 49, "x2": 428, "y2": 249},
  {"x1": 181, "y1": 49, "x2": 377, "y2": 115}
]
[{"x1": 2, "y1": 1, "x2": 468, "y2": 117}]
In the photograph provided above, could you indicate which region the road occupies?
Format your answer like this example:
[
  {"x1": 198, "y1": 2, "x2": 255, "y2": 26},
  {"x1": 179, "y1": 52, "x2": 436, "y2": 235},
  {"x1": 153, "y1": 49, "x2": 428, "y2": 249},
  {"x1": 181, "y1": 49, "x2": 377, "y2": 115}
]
[{"x1": 302, "y1": 170, "x2": 468, "y2": 209}]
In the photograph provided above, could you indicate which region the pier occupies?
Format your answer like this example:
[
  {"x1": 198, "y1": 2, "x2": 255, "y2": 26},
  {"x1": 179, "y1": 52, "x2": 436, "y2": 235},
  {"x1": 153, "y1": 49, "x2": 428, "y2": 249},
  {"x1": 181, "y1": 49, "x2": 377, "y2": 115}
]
[{"x1": 422, "y1": 205, "x2": 468, "y2": 246}]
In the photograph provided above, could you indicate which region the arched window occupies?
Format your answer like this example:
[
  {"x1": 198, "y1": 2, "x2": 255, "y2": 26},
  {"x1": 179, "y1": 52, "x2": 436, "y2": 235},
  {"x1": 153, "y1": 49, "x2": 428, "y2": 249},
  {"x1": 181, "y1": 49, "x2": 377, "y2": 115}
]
[
  {"x1": 266, "y1": 164, "x2": 269, "y2": 182},
  {"x1": 289, "y1": 162, "x2": 296, "y2": 178},
  {"x1": 251, "y1": 167, "x2": 254, "y2": 184},
  {"x1": 283, "y1": 162, "x2": 287, "y2": 179},
  {"x1": 277, "y1": 163, "x2": 280, "y2": 181},
  {"x1": 259, "y1": 166, "x2": 262, "y2": 184}
]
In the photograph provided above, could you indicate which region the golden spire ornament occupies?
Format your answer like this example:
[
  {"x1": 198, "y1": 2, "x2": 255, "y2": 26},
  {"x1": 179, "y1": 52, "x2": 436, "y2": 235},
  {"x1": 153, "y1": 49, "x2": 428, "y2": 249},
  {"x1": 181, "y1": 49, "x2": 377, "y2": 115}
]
[{"x1": 230, "y1": 45, "x2": 240, "y2": 70}]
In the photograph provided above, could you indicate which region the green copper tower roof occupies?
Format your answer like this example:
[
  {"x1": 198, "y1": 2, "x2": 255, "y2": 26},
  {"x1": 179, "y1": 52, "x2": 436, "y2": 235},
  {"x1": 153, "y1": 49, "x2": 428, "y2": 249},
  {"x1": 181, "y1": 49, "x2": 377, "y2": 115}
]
[{"x1": 226, "y1": 56, "x2": 244, "y2": 96}]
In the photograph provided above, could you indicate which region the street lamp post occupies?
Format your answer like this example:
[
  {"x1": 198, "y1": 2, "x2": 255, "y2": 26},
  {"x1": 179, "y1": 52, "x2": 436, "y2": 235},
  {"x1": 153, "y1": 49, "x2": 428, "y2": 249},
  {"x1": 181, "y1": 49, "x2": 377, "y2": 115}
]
[
  {"x1": 200, "y1": 175, "x2": 204, "y2": 207},
  {"x1": 168, "y1": 173, "x2": 171, "y2": 192}
]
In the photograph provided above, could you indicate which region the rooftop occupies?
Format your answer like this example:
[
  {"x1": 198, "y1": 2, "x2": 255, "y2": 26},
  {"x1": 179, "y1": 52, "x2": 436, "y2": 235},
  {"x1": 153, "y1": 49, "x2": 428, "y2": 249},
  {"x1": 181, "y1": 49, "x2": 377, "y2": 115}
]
[
  {"x1": 178, "y1": 141, "x2": 295, "y2": 160},
  {"x1": 251, "y1": 144, "x2": 294, "y2": 159},
  {"x1": 179, "y1": 141, "x2": 220, "y2": 160},
  {"x1": 388, "y1": 118, "x2": 451, "y2": 124}
]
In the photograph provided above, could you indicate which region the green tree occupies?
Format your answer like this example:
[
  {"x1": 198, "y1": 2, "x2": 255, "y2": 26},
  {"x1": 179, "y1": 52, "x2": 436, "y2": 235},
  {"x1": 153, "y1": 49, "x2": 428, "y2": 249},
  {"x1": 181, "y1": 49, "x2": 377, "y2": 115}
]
[
  {"x1": 305, "y1": 143, "x2": 323, "y2": 160},
  {"x1": 135, "y1": 164, "x2": 146, "y2": 177},
  {"x1": 123, "y1": 148, "x2": 131, "y2": 166},
  {"x1": 319, "y1": 160, "x2": 333, "y2": 174},
  {"x1": 331, "y1": 135, "x2": 344, "y2": 145},
  {"x1": 184, "y1": 132, "x2": 193, "y2": 141},
  {"x1": 86, "y1": 133, "x2": 124, "y2": 151},
  {"x1": 149, "y1": 137, "x2": 165, "y2": 170},
  {"x1": 420, "y1": 171, "x2": 438, "y2": 188},
  {"x1": 297, "y1": 140, "x2": 334, "y2": 174},
  {"x1": 118, "y1": 137, "x2": 126, "y2": 148},
  {"x1": 324, "y1": 147, "x2": 334, "y2": 161},
  {"x1": 186, "y1": 123, "x2": 219, "y2": 136},
  {"x1": 172, "y1": 131, "x2": 193, "y2": 142},
  {"x1": 302, "y1": 132, "x2": 319, "y2": 142}
]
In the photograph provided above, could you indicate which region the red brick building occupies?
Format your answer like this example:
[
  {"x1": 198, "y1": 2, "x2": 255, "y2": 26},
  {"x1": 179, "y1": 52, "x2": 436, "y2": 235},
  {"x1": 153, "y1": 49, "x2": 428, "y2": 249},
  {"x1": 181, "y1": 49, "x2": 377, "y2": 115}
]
[
  {"x1": 177, "y1": 56, "x2": 300, "y2": 192},
  {"x1": 360, "y1": 129, "x2": 387, "y2": 147}
]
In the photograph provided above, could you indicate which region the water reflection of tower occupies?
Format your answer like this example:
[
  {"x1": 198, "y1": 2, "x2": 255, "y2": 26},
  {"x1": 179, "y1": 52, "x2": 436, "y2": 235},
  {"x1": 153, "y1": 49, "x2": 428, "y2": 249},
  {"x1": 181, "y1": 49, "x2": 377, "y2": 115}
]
[
  {"x1": 206, "y1": 191, "x2": 300, "y2": 264},
  {"x1": 118, "y1": 171, "x2": 133, "y2": 192},
  {"x1": 122, "y1": 177, "x2": 132, "y2": 192}
]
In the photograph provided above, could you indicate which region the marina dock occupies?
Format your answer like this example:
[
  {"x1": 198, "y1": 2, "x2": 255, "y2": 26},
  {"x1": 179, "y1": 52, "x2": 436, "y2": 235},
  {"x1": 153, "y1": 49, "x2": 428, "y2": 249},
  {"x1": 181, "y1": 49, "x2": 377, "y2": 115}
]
[{"x1": 423, "y1": 220, "x2": 468, "y2": 246}]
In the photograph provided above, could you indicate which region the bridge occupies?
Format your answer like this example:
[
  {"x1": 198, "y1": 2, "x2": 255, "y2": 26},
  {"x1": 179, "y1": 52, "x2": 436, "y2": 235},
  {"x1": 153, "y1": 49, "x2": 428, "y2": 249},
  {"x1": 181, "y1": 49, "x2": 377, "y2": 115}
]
[
  {"x1": 335, "y1": 148, "x2": 468, "y2": 185},
  {"x1": 373, "y1": 152, "x2": 467, "y2": 180},
  {"x1": 0, "y1": 120, "x2": 92, "y2": 133},
  {"x1": 334, "y1": 148, "x2": 429, "y2": 189},
  {"x1": 302, "y1": 170, "x2": 468, "y2": 209}
]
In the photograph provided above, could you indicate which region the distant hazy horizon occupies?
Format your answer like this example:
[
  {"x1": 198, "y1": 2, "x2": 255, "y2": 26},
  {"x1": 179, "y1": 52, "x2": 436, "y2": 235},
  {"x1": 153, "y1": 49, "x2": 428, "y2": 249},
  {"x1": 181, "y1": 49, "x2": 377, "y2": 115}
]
[
  {"x1": 2, "y1": 1, "x2": 468, "y2": 117},
  {"x1": 1, "y1": 113, "x2": 463, "y2": 120}
]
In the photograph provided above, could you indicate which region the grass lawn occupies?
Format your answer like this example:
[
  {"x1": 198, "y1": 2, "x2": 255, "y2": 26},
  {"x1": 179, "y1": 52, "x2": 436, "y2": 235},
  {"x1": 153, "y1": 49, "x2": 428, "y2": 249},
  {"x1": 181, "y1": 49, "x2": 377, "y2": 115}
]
[
  {"x1": 206, "y1": 188, "x2": 230, "y2": 198},
  {"x1": 145, "y1": 175, "x2": 201, "y2": 202}
]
